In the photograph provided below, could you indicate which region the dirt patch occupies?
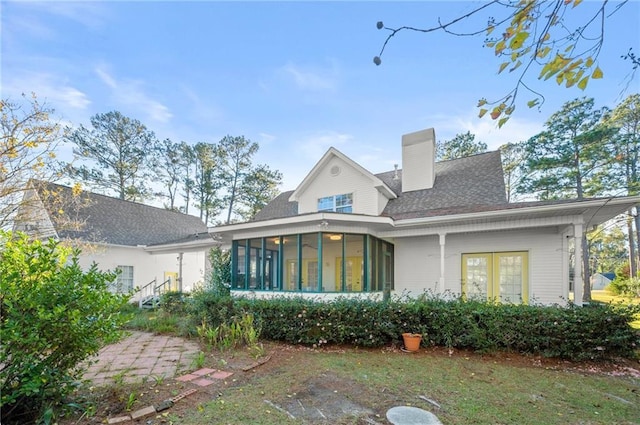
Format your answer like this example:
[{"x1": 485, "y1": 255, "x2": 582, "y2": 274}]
[{"x1": 274, "y1": 372, "x2": 375, "y2": 423}]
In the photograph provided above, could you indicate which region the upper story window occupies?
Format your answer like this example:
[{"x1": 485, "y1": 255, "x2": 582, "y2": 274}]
[{"x1": 318, "y1": 193, "x2": 353, "y2": 213}]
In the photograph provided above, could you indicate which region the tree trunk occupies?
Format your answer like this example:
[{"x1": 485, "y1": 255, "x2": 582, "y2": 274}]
[
  {"x1": 631, "y1": 209, "x2": 639, "y2": 278},
  {"x1": 582, "y1": 234, "x2": 591, "y2": 302},
  {"x1": 629, "y1": 205, "x2": 640, "y2": 277}
]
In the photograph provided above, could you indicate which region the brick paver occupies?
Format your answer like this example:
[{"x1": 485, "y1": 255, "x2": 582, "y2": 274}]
[{"x1": 82, "y1": 331, "x2": 200, "y2": 385}]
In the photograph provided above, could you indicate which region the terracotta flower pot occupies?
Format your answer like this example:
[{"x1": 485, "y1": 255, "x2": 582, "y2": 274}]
[{"x1": 402, "y1": 332, "x2": 422, "y2": 352}]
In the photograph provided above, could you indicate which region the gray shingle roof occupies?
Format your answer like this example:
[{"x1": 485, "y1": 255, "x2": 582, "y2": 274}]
[
  {"x1": 33, "y1": 180, "x2": 208, "y2": 246},
  {"x1": 251, "y1": 151, "x2": 507, "y2": 221},
  {"x1": 252, "y1": 190, "x2": 298, "y2": 222},
  {"x1": 380, "y1": 151, "x2": 507, "y2": 218}
]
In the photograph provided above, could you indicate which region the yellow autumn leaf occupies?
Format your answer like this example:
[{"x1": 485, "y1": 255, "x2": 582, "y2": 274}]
[
  {"x1": 478, "y1": 108, "x2": 488, "y2": 118},
  {"x1": 477, "y1": 98, "x2": 488, "y2": 107},
  {"x1": 490, "y1": 108, "x2": 502, "y2": 120},
  {"x1": 573, "y1": 0, "x2": 583, "y2": 7},
  {"x1": 498, "y1": 117, "x2": 510, "y2": 128},
  {"x1": 486, "y1": 25, "x2": 495, "y2": 35},
  {"x1": 577, "y1": 76, "x2": 589, "y2": 90},
  {"x1": 495, "y1": 40, "x2": 506, "y2": 55},
  {"x1": 509, "y1": 60, "x2": 522, "y2": 72},
  {"x1": 498, "y1": 62, "x2": 509, "y2": 74},
  {"x1": 592, "y1": 66, "x2": 603, "y2": 79},
  {"x1": 509, "y1": 31, "x2": 529, "y2": 50},
  {"x1": 585, "y1": 57, "x2": 594, "y2": 67},
  {"x1": 527, "y1": 99, "x2": 539, "y2": 108}
]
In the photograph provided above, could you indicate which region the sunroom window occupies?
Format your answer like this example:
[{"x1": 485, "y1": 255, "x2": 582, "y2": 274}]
[
  {"x1": 317, "y1": 193, "x2": 353, "y2": 213},
  {"x1": 231, "y1": 232, "x2": 393, "y2": 293}
]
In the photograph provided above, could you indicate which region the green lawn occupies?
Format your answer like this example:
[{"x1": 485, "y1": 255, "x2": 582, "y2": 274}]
[
  {"x1": 175, "y1": 344, "x2": 640, "y2": 425},
  {"x1": 591, "y1": 289, "x2": 640, "y2": 328}
]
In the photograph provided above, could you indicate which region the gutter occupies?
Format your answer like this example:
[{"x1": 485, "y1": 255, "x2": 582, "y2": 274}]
[{"x1": 393, "y1": 196, "x2": 640, "y2": 227}]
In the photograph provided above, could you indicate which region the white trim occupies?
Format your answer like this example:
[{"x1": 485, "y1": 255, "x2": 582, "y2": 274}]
[{"x1": 289, "y1": 147, "x2": 396, "y2": 202}]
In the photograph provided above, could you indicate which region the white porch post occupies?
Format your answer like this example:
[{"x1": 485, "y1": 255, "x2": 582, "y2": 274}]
[
  {"x1": 438, "y1": 233, "x2": 446, "y2": 292},
  {"x1": 573, "y1": 223, "x2": 583, "y2": 306}
]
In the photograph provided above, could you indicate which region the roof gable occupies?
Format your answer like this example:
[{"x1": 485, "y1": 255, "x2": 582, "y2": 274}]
[
  {"x1": 29, "y1": 180, "x2": 208, "y2": 246},
  {"x1": 253, "y1": 151, "x2": 507, "y2": 222},
  {"x1": 288, "y1": 147, "x2": 396, "y2": 202}
]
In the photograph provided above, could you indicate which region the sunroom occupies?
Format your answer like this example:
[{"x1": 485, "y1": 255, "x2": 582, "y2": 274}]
[{"x1": 231, "y1": 232, "x2": 394, "y2": 295}]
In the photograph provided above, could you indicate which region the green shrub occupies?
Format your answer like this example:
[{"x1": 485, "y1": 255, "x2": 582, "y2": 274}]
[
  {"x1": 608, "y1": 276, "x2": 640, "y2": 297},
  {"x1": 0, "y1": 232, "x2": 130, "y2": 424},
  {"x1": 159, "y1": 290, "x2": 189, "y2": 314},
  {"x1": 206, "y1": 247, "x2": 231, "y2": 297},
  {"x1": 187, "y1": 293, "x2": 640, "y2": 361}
]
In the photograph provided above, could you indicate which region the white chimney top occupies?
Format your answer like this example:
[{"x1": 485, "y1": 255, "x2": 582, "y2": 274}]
[{"x1": 401, "y1": 128, "x2": 436, "y2": 192}]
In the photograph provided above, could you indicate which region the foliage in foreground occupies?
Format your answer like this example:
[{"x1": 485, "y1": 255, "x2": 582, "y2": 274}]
[
  {"x1": 0, "y1": 232, "x2": 130, "y2": 424},
  {"x1": 189, "y1": 291, "x2": 640, "y2": 361}
]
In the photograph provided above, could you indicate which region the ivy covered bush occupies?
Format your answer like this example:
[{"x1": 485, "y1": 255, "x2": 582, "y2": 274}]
[
  {"x1": 0, "y1": 232, "x2": 130, "y2": 424},
  {"x1": 190, "y1": 292, "x2": 640, "y2": 361}
]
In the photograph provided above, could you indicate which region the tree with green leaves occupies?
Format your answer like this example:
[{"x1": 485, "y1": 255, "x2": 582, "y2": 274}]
[
  {"x1": 192, "y1": 142, "x2": 222, "y2": 225},
  {"x1": 178, "y1": 141, "x2": 196, "y2": 214},
  {"x1": 65, "y1": 111, "x2": 157, "y2": 201},
  {"x1": 589, "y1": 222, "x2": 629, "y2": 276},
  {"x1": 237, "y1": 164, "x2": 283, "y2": 221},
  {"x1": 602, "y1": 93, "x2": 640, "y2": 277},
  {"x1": 218, "y1": 135, "x2": 259, "y2": 224},
  {"x1": 1, "y1": 94, "x2": 62, "y2": 229},
  {"x1": 519, "y1": 97, "x2": 612, "y2": 199},
  {"x1": 155, "y1": 138, "x2": 186, "y2": 211},
  {"x1": 500, "y1": 141, "x2": 526, "y2": 203},
  {"x1": 374, "y1": 1, "x2": 635, "y2": 126},
  {"x1": 436, "y1": 131, "x2": 487, "y2": 161},
  {"x1": 520, "y1": 97, "x2": 614, "y2": 301}
]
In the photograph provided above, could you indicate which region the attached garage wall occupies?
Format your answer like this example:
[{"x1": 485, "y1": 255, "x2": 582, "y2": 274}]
[{"x1": 393, "y1": 227, "x2": 566, "y2": 305}]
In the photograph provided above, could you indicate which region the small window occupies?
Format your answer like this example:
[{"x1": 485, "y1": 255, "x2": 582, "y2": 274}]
[
  {"x1": 317, "y1": 193, "x2": 353, "y2": 213},
  {"x1": 116, "y1": 265, "x2": 134, "y2": 292}
]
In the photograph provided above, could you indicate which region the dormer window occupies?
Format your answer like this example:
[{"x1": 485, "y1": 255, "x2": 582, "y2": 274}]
[{"x1": 318, "y1": 193, "x2": 353, "y2": 213}]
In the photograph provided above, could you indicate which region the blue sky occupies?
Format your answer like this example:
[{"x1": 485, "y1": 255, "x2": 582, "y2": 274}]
[{"x1": 2, "y1": 1, "x2": 639, "y2": 191}]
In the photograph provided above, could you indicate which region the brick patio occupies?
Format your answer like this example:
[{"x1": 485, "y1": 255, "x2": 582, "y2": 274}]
[{"x1": 83, "y1": 331, "x2": 200, "y2": 386}]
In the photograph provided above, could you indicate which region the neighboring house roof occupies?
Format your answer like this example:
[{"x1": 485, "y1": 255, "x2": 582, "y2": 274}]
[
  {"x1": 252, "y1": 151, "x2": 507, "y2": 222},
  {"x1": 29, "y1": 180, "x2": 208, "y2": 246}
]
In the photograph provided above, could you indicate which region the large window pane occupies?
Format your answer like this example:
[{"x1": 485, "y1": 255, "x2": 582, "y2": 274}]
[
  {"x1": 249, "y1": 239, "x2": 262, "y2": 289},
  {"x1": 301, "y1": 233, "x2": 319, "y2": 291},
  {"x1": 344, "y1": 234, "x2": 364, "y2": 292},
  {"x1": 232, "y1": 240, "x2": 247, "y2": 289},
  {"x1": 322, "y1": 233, "x2": 342, "y2": 291},
  {"x1": 265, "y1": 237, "x2": 280, "y2": 290},
  {"x1": 282, "y1": 235, "x2": 298, "y2": 291}
]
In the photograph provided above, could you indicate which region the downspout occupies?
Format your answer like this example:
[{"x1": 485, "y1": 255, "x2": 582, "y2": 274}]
[
  {"x1": 438, "y1": 233, "x2": 446, "y2": 292},
  {"x1": 574, "y1": 223, "x2": 583, "y2": 306},
  {"x1": 178, "y1": 252, "x2": 184, "y2": 293}
]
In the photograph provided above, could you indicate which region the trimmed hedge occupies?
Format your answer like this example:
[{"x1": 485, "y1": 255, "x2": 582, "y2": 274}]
[{"x1": 189, "y1": 293, "x2": 640, "y2": 361}]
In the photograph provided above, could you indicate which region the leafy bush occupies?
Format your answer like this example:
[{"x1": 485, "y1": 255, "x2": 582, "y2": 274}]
[
  {"x1": 0, "y1": 232, "x2": 130, "y2": 424},
  {"x1": 188, "y1": 293, "x2": 640, "y2": 361},
  {"x1": 206, "y1": 247, "x2": 231, "y2": 297},
  {"x1": 159, "y1": 290, "x2": 189, "y2": 314},
  {"x1": 608, "y1": 276, "x2": 640, "y2": 298}
]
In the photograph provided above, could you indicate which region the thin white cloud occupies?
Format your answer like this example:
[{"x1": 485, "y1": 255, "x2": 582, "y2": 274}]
[
  {"x1": 279, "y1": 61, "x2": 340, "y2": 91},
  {"x1": 296, "y1": 131, "x2": 353, "y2": 160},
  {"x1": 258, "y1": 132, "x2": 276, "y2": 145},
  {"x1": 18, "y1": 1, "x2": 109, "y2": 30},
  {"x1": 3, "y1": 72, "x2": 91, "y2": 111},
  {"x1": 429, "y1": 110, "x2": 544, "y2": 150},
  {"x1": 94, "y1": 65, "x2": 173, "y2": 124}
]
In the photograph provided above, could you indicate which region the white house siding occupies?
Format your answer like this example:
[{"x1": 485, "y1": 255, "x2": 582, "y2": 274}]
[
  {"x1": 393, "y1": 227, "x2": 566, "y2": 305},
  {"x1": 76, "y1": 245, "x2": 206, "y2": 299},
  {"x1": 296, "y1": 156, "x2": 381, "y2": 216}
]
